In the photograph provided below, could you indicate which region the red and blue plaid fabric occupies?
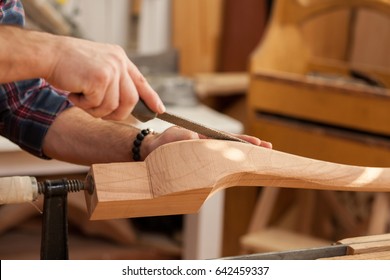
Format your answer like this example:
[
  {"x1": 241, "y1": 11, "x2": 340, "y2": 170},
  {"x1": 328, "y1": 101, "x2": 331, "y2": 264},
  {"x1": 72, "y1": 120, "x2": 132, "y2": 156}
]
[
  {"x1": 0, "y1": 0, "x2": 24, "y2": 25},
  {"x1": 0, "y1": 0, "x2": 72, "y2": 158}
]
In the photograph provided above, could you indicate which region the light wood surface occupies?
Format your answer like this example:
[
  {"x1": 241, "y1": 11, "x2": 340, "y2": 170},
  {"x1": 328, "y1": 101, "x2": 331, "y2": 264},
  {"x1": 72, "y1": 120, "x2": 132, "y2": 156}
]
[
  {"x1": 319, "y1": 233, "x2": 390, "y2": 259},
  {"x1": 86, "y1": 140, "x2": 390, "y2": 220},
  {"x1": 172, "y1": 0, "x2": 223, "y2": 76},
  {"x1": 351, "y1": 9, "x2": 390, "y2": 69},
  {"x1": 321, "y1": 250, "x2": 390, "y2": 259},
  {"x1": 240, "y1": 227, "x2": 330, "y2": 253},
  {"x1": 249, "y1": 71, "x2": 390, "y2": 136},
  {"x1": 194, "y1": 72, "x2": 249, "y2": 98},
  {"x1": 250, "y1": 0, "x2": 390, "y2": 73}
]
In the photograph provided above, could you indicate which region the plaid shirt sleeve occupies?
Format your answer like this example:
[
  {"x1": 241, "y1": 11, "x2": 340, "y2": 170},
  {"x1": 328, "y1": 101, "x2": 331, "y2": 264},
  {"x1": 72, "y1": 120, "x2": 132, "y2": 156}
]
[
  {"x1": 0, "y1": 80, "x2": 72, "y2": 158},
  {"x1": 0, "y1": 0, "x2": 73, "y2": 158}
]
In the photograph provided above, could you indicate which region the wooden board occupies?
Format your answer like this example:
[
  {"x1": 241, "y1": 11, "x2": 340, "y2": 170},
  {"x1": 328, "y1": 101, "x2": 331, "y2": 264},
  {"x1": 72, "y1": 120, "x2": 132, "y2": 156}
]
[
  {"x1": 172, "y1": 0, "x2": 223, "y2": 76},
  {"x1": 86, "y1": 139, "x2": 390, "y2": 220},
  {"x1": 249, "y1": 71, "x2": 390, "y2": 136},
  {"x1": 321, "y1": 250, "x2": 390, "y2": 259},
  {"x1": 247, "y1": 114, "x2": 390, "y2": 167},
  {"x1": 320, "y1": 233, "x2": 390, "y2": 259},
  {"x1": 194, "y1": 72, "x2": 249, "y2": 98},
  {"x1": 301, "y1": 9, "x2": 351, "y2": 61},
  {"x1": 351, "y1": 9, "x2": 390, "y2": 69},
  {"x1": 241, "y1": 227, "x2": 330, "y2": 253}
]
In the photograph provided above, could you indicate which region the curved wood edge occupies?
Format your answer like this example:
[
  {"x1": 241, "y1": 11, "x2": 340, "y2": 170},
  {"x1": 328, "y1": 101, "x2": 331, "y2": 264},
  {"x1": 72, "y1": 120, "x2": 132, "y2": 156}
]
[
  {"x1": 250, "y1": 0, "x2": 390, "y2": 74},
  {"x1": 85, "y1": 139, "x2": 390, "y2": 220}
]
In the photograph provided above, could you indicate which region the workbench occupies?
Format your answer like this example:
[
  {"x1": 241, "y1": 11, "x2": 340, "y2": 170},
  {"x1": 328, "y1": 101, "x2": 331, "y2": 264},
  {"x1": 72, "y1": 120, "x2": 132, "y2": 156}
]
[{"x1": 0, "y1": 104, "x2": 243, "y2": 259}]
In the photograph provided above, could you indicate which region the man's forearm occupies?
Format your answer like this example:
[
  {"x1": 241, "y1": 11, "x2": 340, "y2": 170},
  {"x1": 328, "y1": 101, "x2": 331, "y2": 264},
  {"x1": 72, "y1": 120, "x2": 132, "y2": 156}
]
[
  {"x1": 42, "y1": 107, "x2": 272, "y2": 166},
  {"x1": 0, "y1": 26, "x2": 56, "y2": 82},
  {"x1": 42, "y1": 107, "x2": 142, "y2": 165}
]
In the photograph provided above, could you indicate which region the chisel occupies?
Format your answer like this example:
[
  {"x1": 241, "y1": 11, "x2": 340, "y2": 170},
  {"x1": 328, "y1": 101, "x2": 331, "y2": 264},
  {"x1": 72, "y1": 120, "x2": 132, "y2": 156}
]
[{"x1": 131, "y1": 100, "x2": 248, "y2": 143}]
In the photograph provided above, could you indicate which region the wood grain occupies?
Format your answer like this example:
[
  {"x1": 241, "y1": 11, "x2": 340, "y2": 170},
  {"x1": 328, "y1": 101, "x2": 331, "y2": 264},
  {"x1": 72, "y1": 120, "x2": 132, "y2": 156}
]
[{"x1": 86, "y1": 140, "x2": 390, "y2": 220}]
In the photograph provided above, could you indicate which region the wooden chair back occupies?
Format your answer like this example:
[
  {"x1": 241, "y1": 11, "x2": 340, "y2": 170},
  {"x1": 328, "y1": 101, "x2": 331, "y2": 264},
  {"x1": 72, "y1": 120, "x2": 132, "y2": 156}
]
[{"x1": 250, "y1": 0, "x2": 390, "y2": 86}]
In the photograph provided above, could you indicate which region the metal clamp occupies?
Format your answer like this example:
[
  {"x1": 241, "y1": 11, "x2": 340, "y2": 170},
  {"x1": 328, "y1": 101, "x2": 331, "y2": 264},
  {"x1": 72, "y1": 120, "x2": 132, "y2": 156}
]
[{"x1": 38, "y1": 179, "x2": 84, "y2": 260}]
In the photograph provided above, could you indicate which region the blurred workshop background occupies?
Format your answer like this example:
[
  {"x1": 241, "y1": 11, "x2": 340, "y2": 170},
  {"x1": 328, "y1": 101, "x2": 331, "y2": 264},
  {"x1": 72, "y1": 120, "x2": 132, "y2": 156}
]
[{"x1": 1, "y1": 0, "x2": 390, "y2": 260}]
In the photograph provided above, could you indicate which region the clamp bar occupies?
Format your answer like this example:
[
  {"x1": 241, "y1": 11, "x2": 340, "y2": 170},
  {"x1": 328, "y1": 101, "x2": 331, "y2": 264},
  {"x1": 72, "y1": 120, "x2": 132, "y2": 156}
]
[
  {"x1": 39, "y1": 179, "x2": 85, "y2": 260},
  {"x1": 40, "y1": 179, "x2": 69, "y2": 260}
]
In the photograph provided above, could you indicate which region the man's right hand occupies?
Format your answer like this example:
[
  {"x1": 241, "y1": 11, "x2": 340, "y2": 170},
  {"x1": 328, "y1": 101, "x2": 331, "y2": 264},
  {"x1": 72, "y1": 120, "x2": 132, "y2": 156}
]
[{"x1": 45, "y1": 36, "x2": 166, "y2": 120}]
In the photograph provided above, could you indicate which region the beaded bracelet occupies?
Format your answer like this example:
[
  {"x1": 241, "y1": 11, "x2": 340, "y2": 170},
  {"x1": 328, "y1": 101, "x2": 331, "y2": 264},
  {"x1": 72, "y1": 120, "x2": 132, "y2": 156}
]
[{"x1": 132, "y1": 128, "x2": 153, "y2": 161}]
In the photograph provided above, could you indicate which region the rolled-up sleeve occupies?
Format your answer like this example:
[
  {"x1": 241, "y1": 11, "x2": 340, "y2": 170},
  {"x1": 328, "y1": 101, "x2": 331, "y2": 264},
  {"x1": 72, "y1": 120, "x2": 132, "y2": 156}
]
[
  {"x1": 0, "y1": 1, "x2": 73, "y2": 158},
  {"x1": 0, "y1": 78, "x2": 72, "y2": 158}
]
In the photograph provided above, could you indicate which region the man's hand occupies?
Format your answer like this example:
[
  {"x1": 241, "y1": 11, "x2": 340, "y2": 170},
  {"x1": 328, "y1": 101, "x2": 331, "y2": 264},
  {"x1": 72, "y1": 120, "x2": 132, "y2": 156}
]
[
  {"x1": 142, "y1": 126, "x2": 273, "y2": 160},
  {"x1": 45, "y1": 36, "x2": 165, "y2": 120},
  {"x1": 1, "y1": 26, "x2": 165, "y2": 120}
]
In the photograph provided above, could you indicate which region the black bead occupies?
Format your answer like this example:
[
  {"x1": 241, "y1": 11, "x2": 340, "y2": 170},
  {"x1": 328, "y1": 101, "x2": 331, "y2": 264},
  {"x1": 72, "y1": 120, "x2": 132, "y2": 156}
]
[
  {"x1": 133, "y1": 154, "x2": 141, "y2": 161},
  {"x1": 132, "y1": 128, "x2": 152, "y2": 162},
  {"x1": 133, "y1": 139, "x2": 142, "y2": 146},
  {"x1": 137, "y1": 133, "x2": 145, "y2": 141}
]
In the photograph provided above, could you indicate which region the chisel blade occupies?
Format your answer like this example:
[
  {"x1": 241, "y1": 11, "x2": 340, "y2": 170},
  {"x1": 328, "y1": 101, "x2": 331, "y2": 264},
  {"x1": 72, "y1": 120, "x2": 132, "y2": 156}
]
[
  {"x1": 157, "y1": 112, "x2": 248, "y2": 143},
  {"x1": 131, "y1": 100, "x2": 248, "y2": 143}
]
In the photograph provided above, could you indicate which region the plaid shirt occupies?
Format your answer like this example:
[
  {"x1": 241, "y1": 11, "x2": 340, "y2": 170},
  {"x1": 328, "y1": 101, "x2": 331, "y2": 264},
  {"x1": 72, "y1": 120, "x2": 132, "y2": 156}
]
[{"x1": 0, "y1": 0, "x2": 72, "y2": 158}]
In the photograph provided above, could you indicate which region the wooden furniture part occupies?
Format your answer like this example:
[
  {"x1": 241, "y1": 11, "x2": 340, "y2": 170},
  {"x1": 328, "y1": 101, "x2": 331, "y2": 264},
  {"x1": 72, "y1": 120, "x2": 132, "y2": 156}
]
[
  {"x1": 240, "y1": 186, "x2": 390, "y2": 254},
  {"x1": 86, "y1": 139, "x2": 390, "y2": 220},
  {"x1": 248, "y1": 0, "x2": 390, "y2": 166},
  {"x1": 241, "y1": 225, "x2": 330, "y2": 254},
  {"x1": 173, "y1": 0, "x2": 269, "y2": 257},
  {"x1": 235, "y1": 233, "x2": 390, "y2": 259},
  {"x1": 172, "y1": 0, "x2": 268, "y2": 75},
  {"x1": 1, "y1": 104, "x2": 243, "y2": 260},
  {"x1": 245, "y1": 0, "x2": 390, "y2": 257},
  {"x1": 194, "y1": 72, "x2": 249, "y2": 99},
  {"x1": 172, "y1": 0, "x2": 224, "y2": 76},
  {"x1": 240, "y1": 187, "x2": 330, "y2": 254},
  {"x1": 320, "y1": 233, "x2": 390, "y2": 259},
  {"x1": 249, "y1": 0, "x2": 390, "y2": 76}
]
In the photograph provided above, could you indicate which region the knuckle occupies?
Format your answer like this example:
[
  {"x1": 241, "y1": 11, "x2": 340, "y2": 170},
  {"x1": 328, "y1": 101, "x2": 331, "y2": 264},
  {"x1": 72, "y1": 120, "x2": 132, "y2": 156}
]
[
  {"x1": 120, "y1": 84, "x2": 139, "y2": 105},
  {"x1": 108, "y1": 44, "x2": 127, "y2": 63},
  {"x1": 92, "y1": 68, "x2": 112, "y2": 86},
  {"x1": 112, "y1": 44, "x2": 125, "y2": 54},
  {"x1": 105, "y1": 98, "x2": 119, "y2": 112},
  {"x1": 126, "y1": 93, "x2": 139, "y2": 106}
]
